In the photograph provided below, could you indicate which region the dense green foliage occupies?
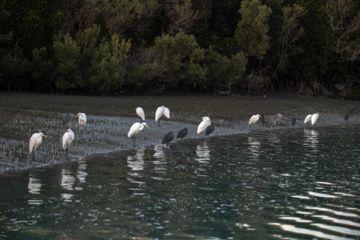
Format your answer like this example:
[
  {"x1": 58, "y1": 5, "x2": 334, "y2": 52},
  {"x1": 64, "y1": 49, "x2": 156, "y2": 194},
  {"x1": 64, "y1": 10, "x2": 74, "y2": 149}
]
[{"x1": 0, "y1": 0, "x2": 359, "y2": 97}]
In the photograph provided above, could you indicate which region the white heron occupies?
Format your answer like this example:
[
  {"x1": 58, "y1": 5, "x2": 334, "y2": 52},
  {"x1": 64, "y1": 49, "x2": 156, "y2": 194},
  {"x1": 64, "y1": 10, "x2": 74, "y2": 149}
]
[
  {"x1": 304, "y1": 114, "x2": 312, "y2": 124},
  {"x1": 311, "y1": 113, "x2": 321, "y2": 125},
  {"x1": 74, "y1": 113, "x2": 87, "y2": 138},
  {"x1": 29, "y1": 132, "x2": 47, "y2": 159},
  {"x1": 163, "y1": 107, "x2": 170, "y2": 125},
  {"x1": 249, "y1": 114, "x2": 263, "y2": 130},
  {"x1": 155, "y1": 106, "x2": 168, "y2": 127},
  {"x1": 128, "y1": 122, "x2": 150, "y2": 147},
  {"x1": 74, "y1": 113, "x2": 87, "y2": 130},
  {"x1": 304, "y1": 113, "x2": 321, "y2": 125},
  {"x1": 62, "y1": 129, "x2": 75, "y2": 157},
  {"x1": 136, "y1": 107, "x2": 145, "y2": 122},
  {"x1": 197, "y1": 116, "x2": 213, "y2": 135}
]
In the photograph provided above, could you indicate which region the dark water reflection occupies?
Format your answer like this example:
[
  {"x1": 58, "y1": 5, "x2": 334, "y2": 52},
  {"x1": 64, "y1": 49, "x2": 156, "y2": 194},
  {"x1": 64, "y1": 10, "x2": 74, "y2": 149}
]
[{"x1": 0, "y1": 126, "x2": 360, "y2": 239}]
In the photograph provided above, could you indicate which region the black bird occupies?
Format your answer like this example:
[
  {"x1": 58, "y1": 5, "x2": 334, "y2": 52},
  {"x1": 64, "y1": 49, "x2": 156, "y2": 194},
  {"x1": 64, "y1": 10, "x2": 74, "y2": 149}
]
[
  {"x1": 62, "y1": 113, "x2": 74, "y2": 125},
  {"x1": 312, "y1": 101, "x2": 316, "y2": 110},
  {"x1": 345, "y1": 111, "x2": 350, "y2": 121},
  {"x1": 291, "y1": 115, "x2": 296, "y2": 125},
  {"x1": 259, "y1": 114, "x2": 265, "y2": 125},
  {"x1": 162, "y1": 131, "x2": 174, "y2": 146},
  {"x1": 176, "y1": 127, "x2": 188, "y2": 140},
  {"x1": 205, "y1": 125, "x2": 215, "y2": 137}
]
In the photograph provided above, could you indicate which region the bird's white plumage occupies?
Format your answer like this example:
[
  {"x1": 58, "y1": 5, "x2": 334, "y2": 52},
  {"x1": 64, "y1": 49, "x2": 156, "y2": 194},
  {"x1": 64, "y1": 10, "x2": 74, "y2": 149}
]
[
  {"x1": 249, "y1": 114, "x2": 261, "y2": 125},
  {"x1": 128, "y1": 122, "x2": 150, "y2": 138},
  {"x1": 136, "y1": 107, "x2": 145, "y2": 121},
  {"x1": 62, "y1": 129, "x2": 75, "y2": 149},
  {"x1": 155, "y1": 106, "x2": 166, "y2": 121},
  {"x1": 311, "y1": 113, "x2": 320, "y2": 125},
  {"x1": 77, "y1": 113, "x2": 87, "y2": 130},
  {"x1": 29, "y1": 132, "x2": 47, "y2": 153},
  {"x1": 304, "y1": 114, "x2": 312, "y2": 124},
  {"x1": 197, "y1": 116, "x2": 212, "y2": 134},
  {"x1": 164, "y1": 108, "x2": 170, "y2": 119}
]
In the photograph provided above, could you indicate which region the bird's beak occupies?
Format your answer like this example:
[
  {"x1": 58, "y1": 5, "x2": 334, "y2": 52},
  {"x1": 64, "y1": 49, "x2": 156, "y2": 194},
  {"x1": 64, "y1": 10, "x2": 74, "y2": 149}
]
[
  {"x1": 41, "y1": 134, "x2": 48, "y2": 138},
  {"x1": 146, "y1": 125, "x2": 150, "y2": 129},
  {"x1": 74, "y1": 114, "x2": 79, "y2": 118},
  {"x1": 259, "y1": 115, "x2": 263, "y2": 118}
]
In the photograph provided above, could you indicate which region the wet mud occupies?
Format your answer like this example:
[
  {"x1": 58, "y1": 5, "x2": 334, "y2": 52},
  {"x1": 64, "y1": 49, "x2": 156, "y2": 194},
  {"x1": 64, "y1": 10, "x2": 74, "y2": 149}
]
[{"x1": 0, "y1": 92, "x2": 358, "y2": 174}]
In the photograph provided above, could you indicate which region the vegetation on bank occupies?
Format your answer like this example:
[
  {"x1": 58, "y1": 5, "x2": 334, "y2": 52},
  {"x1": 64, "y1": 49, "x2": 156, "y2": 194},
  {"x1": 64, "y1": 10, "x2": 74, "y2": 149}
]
[{"x1": 0, "y1": 0, "x2": 359, "y2": 98}]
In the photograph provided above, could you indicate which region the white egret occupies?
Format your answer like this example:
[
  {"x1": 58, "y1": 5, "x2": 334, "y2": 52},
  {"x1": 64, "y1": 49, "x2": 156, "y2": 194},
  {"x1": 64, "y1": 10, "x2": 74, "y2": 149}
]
[
  {"x1": 197, "y1": 116, "x2": 212, "y2": 135},
  {"x1": 128, "y1": 122, "x2": 150, "y2": 147},
  {"x1": 249, "y1": 114, "x2": 263, "y2": 130},
  {"x1": 163, "y1": 107, "x2": 170, "y2": 125},
  {"x1": 136, "y1": 107, "x2": 145, "y2": 122},
  {"x1": 74, "y1": 113, "x2": 87, "y2": 130},
  {"x1": 62, "y1": 129, "x2": 75, "y2": 157},
  {"x1": 74, "y1": 113, "x2": 87, "y2": 139},
  {"x1": 311, "y1": 113, "x2": 321, "y2": 125},
  {"x1": 29, "y1": 132, "x2": 47, "y2": 159},
  {"x1": 155, "y1": 106, "x2": 168, "y2": 127},
  {"x1": 304, "y1": 114, "x2": 312, "y2": 124},
  {"x1": 249, "y1": 114, "x2": 262, "y2": 125}
]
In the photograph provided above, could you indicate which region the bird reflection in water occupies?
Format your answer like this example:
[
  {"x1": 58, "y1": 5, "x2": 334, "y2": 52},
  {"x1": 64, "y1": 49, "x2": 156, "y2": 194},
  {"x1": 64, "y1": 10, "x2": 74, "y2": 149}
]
[
  {"x1": 126, "y1": 148, "x2": 146, "y2": 194},
  {"x1": 27, "y1": 172, "x2": 44, "y2": 205},
  {"x1": 303, "y1": 129, "x2": 319, "y2": 152},
  {"x1": 60, "y1": 167, "x2": 75, "y2": 202},
  {"x1": 153, "y1": 144, "x2": 165, "y2": 160},
  {"x1": 77, "y1": 160, "x2": 88, "y2": 184},
  {"x1": 127, "y1": 147, "x2": 145, "y2": 172},
  {"x1": 28, "y1": 172, "x2": 41, "y2": 195},
  {"x1": 247, "y1": 136, "x2": 261, "y2": 160},
  {"x1": 195, "y1": 141, "x2": 210, "y2": 163}
]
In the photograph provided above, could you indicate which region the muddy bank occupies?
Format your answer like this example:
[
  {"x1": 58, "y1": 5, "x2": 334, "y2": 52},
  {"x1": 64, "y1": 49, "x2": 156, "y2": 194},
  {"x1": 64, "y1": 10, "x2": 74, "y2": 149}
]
[{"x1": 0, "y1": 93, "x2": 358, "y2": 174}]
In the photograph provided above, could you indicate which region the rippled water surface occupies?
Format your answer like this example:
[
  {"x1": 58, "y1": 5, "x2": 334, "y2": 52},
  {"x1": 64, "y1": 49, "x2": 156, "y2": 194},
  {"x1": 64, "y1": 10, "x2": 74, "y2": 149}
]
[{"x1": 0, "y1": 126, "x2": 359, "y2": 239}]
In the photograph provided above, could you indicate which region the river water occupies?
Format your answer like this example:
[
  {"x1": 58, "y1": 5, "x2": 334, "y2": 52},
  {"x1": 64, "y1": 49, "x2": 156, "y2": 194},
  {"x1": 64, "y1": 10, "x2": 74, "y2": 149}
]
[{"x1": 0, "y1": 126, "x2": 359, "y2": 239}]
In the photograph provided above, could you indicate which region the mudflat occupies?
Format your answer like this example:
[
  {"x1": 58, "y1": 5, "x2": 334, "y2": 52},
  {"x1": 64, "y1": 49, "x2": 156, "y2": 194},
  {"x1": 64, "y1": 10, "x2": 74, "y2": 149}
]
[{"x1": 0, "y1": 92, "x2": 358, "y2": 174}]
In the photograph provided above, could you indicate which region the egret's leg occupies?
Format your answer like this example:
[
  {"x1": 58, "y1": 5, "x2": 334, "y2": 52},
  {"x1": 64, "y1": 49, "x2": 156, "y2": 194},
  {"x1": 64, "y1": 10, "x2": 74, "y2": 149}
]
[
  {"x1": 65, "y1": 148, "x2": 69, "y2": 158},
  {"x1": 158, "y1": 120, "x2": 161, "y2": 127},
  {"x1": 132, "y1": 136, "x2": 137, "y2": 147}
]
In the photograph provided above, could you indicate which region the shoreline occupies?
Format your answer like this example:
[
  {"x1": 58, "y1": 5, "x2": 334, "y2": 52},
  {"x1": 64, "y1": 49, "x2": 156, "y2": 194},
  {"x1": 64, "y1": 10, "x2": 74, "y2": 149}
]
[{"x1": 0, "y1": 93, "x2": 358, "y2": 175}]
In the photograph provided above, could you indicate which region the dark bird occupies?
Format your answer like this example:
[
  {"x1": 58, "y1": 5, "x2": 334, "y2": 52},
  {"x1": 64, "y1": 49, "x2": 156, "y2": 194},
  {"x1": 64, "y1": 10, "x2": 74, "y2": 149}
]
[
  {"x1": 312, "y1": 101, "x2": 316, "y2": 110},
  {"x1": 259, "y1": 114, "x2": 265, "y2": 125},
  {"x1": 162, "y1": 131, "x2": 174, "y2": 146},
  {"x1": 345, "y1": 111, "x2": 350, "y2": 121},
  {"x1": 176, "y1": 127, "x2": 188, "y2": 140},
  {"x1": 291, "y1": 115, "x2": 296, "y2": 125},
  {"x1": 62, "y1": 113, "x2": 74, "y2": 125},
  {"x1": 348, "y1": 105, "x2": 355, "y2": 113},
  {"x1": 205, "y1": 125, "x2": 215, "y2": 137}
]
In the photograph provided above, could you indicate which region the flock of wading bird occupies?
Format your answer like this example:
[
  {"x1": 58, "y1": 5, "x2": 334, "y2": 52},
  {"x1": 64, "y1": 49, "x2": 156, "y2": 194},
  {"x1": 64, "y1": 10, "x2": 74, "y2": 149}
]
[{"x1": 28, "y1": 103, "x2": 355, "y2": 160}]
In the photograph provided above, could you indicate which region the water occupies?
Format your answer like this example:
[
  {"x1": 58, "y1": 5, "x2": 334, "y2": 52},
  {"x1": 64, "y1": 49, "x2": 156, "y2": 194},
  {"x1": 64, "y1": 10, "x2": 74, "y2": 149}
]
[{"x1": 0, "y1": 126, "x2": 359, "y2": 239}]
